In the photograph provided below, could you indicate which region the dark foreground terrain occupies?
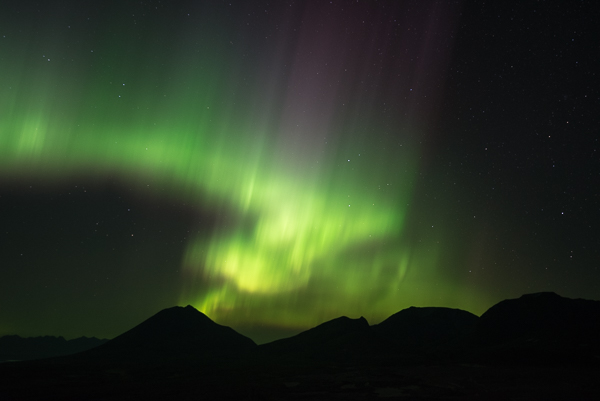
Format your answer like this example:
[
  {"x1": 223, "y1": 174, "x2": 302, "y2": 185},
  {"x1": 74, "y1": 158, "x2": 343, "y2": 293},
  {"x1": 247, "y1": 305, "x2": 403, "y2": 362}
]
[
  {"x1": 1, "y1": 293, "x2": 599, "y2": 400},
  {"x1": 2, "y1": 356, "x2": 600, "y2": 400},
  {"x1": 2, "y1": 357, "x2": 599, "y2": 400}
]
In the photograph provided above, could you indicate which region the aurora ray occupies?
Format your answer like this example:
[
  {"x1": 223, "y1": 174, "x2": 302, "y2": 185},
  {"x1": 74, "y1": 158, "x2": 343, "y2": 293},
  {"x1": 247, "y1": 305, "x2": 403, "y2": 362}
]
[{"x1": 0, "y1": 1, "x2": 504, "y2": 339}]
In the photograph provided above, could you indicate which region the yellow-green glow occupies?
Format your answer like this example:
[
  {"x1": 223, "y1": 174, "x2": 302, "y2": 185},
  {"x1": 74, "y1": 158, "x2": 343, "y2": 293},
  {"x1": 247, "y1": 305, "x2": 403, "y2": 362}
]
[
  {"x1": 0, "y1": 97, "x2": 424, "y2": 328},
  {"x1": 0, "y1": 3, "x2": 493, "y2": 335}
]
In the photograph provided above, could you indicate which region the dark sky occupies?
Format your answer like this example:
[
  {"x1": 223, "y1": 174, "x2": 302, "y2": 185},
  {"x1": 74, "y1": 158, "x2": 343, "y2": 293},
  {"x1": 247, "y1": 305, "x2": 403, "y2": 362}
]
[{"x1": 0, "y1": 0, "x2": 598, "y2": 344}]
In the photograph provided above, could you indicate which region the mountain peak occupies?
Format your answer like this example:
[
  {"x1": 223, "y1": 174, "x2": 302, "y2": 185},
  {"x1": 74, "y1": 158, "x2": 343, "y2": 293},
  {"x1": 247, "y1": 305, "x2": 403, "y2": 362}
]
[
  {"x1": 519, "y1": 292, "x2": 561, "y2": 299},
  {"x1": 477, "y1": 292, "x2": 600, "y2": 347},
  {"x1": 80, "y1": 305, "x2": 256, "y2": 362},
  {"x1": 373, "y1": 306, "x2": 478, "y2": 349},
  {"x1": 259, "y1": 315, "x2": 370, "y2": 357}
]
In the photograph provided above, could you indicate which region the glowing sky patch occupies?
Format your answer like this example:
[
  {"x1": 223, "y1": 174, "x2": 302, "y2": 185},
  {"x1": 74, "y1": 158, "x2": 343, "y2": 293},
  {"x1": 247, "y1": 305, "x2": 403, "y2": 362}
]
[
  {"x1": 7, "y1": 1, "x2": 581, "y2": 340},
  {"x1": 0, "y1": 77, "x2": 421, "y2": 329}
]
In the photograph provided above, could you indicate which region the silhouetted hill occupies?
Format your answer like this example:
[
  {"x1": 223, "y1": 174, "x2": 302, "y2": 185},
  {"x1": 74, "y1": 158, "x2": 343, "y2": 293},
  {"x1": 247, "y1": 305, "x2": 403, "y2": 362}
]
[
  {"x1": 258, "y1": 316, "x2": 370, "y2": 364},
  {"x1": 2, "y1": 295, "x2": 600, "y2": 400},
  {"x1": 80, "y1": 305, "x2": 256, "y2": 362},
  {"x1": 472, "y1": 292, "x2": 600, "y2": 364},
  {"x1": 373, "y1": 306, "x2": 479, "y2": 351},
  {"x1": 0, "y1": 335, "x2": 108, "y2": 362},
  {"x1": 477, "y1": 292, "x2": 600, "y2": 345}
]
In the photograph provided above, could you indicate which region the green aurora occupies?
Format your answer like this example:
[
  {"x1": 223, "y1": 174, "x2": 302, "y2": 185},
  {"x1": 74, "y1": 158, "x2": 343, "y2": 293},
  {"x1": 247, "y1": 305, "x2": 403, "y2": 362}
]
[{"x1": 0, "y1": 2, "x2": 499, "y2": 338}]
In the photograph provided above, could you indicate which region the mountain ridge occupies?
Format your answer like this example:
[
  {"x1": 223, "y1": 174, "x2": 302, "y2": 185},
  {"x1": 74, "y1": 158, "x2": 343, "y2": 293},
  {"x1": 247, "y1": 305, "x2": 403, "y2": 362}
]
[
  {"x1": 2, "y1": 293, "x2": 599, "y2": 400},
  {"x1": 78, "y1": 304, "x2": 256, "y2": 362},
  {"x1": 0, "y1": 335, "x2": 108, "y2": 362},
  {"x1": 5, "y1": 293, "x2": 600, "y2": 365}
]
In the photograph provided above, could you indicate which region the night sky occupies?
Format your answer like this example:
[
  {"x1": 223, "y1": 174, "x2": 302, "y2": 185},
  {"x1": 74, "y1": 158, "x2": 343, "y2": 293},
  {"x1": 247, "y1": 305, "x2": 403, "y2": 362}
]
[{"x1": 1, "y1": 0, "x2": 598, "y2": 345}]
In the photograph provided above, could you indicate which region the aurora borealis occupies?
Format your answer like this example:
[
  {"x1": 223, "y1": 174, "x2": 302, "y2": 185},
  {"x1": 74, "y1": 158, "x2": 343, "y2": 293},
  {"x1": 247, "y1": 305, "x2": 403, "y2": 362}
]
[{"x1": 1, "y1": 1, "x2": 599, "y2": 344}]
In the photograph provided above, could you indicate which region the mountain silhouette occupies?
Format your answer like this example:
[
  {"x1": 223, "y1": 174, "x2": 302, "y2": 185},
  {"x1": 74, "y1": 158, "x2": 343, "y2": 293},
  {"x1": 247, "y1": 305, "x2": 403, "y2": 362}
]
[
  {"x1": 469, "y1": 292, "x2": 600, "y2": 365},
  {"x1": 80, "y1": 305, "x2": 256, "y2": 362},
  {"x1": 2, "y1": 294, "x2": 600, "y2": 400},
  {"x1": 0, "y1": 335, "x2": 107, "y2": 362},
  {"x1": 258, "y1": 316, "x2": 370, "y2": 364},
  {"x1": 372, "y1": 306, "x2": 479, "y2": 350},
  {"x1": 476, "y1": 292, "x2": 600, "y2": 347}
]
